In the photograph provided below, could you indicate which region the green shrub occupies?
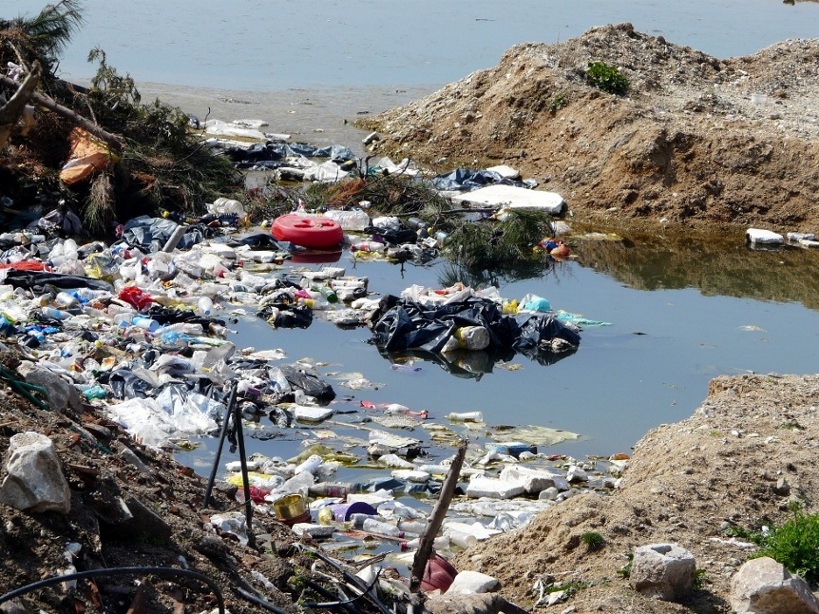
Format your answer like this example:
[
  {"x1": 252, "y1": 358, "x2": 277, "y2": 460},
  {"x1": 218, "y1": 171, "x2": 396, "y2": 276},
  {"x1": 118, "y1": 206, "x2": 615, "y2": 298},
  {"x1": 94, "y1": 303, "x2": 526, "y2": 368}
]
[
  {"x1": 586, "y1": 61, "x2": 629, "y2": 96},
  {"x1": 752, "y1": 505, "x2": 819, "y2": 584},
  {"x1": 581, "y1": 531, "x2": 605, "y2": 551}
]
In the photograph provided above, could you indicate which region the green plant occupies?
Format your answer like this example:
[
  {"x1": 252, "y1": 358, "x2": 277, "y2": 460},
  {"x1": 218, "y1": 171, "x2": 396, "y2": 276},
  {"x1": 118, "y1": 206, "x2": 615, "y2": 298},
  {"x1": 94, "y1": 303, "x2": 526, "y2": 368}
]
[
  {"x1": 722, "y1": 522, "x2": 763, "y2": 543},
  {"x1": 1, "y1": 0, "x2": 84, "y2": 77},
  {"x1": 693, "y1": 568, "x2": 709, "y2": 589},
  {"x1": 586, "y1": 61, "x2": 629, "y2": 96},
  {"x1": 617, "y1": 553, "x2": 633, "y2": 579},
  {"x1": 751, "y1": 504, "x2": 819, "y2": 583},
  {"x1": 547, "y1": 92, "x2": 568, "y2": 112},
  {"x1": 581, "y1": 531, "x2": 605, "y2": 551}
]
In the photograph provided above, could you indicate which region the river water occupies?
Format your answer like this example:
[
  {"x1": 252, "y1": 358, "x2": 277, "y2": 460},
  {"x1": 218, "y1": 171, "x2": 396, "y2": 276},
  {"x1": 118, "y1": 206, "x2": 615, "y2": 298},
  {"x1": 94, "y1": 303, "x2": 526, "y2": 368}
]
[{"x1": 5, "y1": 1, "x2": 819, "y2": 468}]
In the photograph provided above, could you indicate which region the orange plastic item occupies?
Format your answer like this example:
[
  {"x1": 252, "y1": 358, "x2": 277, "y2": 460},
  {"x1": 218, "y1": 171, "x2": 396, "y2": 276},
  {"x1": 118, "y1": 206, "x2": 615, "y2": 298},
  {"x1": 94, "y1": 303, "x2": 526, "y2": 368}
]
[{"x1": 60, "y1": 127, "x2": 115, "y2": 186}]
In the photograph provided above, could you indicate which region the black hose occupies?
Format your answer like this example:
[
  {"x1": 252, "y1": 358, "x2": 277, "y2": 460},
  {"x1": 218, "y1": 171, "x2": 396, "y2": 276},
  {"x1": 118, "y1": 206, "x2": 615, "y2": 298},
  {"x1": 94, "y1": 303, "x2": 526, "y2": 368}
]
[
  {"x1": 0, "y1": 566, "x2": 225, "y2": 613},
  {"x1": 233, "y1": 586, "x2": 293, "y2": 614},
  {"x1": 303, "y1": 579, "x2": 360, "y2": 614}
]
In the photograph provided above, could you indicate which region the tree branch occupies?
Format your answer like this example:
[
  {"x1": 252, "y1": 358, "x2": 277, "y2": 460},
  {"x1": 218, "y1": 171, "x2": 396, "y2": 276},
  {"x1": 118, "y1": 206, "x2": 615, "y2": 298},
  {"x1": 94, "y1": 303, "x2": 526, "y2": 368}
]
[{"x1": 0, "y1": 73, "x2": 123, "y2": 152}]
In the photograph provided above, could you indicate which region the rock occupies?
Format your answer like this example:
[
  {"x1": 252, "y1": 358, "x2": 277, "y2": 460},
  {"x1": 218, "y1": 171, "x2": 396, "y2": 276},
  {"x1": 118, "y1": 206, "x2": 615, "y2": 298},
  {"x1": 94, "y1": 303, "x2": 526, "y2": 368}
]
[
  {"x1": 630, "y1": 543, "x2": 696, "y2": 601},
  {"x1": 774, "y1": 477, "x2": 791, "y2": 496},
  {"x1": 730, "y1": 556, "x2": 819, "y2": 613},
  {"x1": 122, "y1": 496, "x2": 172, "y2": 541},
  {"x1": 16, "y1": 362, "x2": 83, "y2": 412},
  {"x1": 447, "y1": 570, "x2": 499, "y2": 595},
  {"x1": 566, "y1": 466, "x2": 588, "y2": 483},
  {"x1": 0, "y1": 432, "x2": 71, "y2": 513},
  {"x1": 424, "y1": 593, "x2": 525, "y2": 614}
]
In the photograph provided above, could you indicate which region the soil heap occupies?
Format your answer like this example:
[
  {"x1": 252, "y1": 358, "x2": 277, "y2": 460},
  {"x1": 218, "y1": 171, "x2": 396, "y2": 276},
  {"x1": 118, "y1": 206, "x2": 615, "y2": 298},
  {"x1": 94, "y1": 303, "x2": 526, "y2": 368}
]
[{"x1": 360, "y1": 23, "x2": 819, "y2": 232}]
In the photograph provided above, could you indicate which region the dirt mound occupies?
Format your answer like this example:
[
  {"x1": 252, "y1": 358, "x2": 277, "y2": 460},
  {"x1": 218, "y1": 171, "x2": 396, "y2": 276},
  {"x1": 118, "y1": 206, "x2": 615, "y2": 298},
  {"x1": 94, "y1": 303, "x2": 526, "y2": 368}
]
[
  {"x1": 360, "y1": 23, "x2": 819, "y2": 231},
  {"x1": 454, "y1": 373, "x2": 819, "y2": 612}
]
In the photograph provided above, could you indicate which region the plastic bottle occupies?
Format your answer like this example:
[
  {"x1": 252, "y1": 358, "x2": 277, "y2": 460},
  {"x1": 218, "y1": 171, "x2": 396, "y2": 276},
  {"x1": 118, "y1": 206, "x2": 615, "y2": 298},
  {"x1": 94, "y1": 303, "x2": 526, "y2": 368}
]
[
  {"x1": 446, "y1": 411, "x2": 484, "y2": 423},
  {"x1": 445, "y1": 529, "x2": 478, "y2": 549},
  {"x1": 55, "y1": 291, "x2": 79, "y2": 308},
  {"x1": 400, "y1": 535, "x2": 450, "y2": 551},
  {"x1": 312, "y1": 285, "x2": 338, "y2": 304},
  {"x1": 397, "y1": 519, "x2": 428, "y2": 534},
  {"x1": 40, "y1": 307, "x2": 71, "y2": 320},
  {"x1": 132, "y1": 316, "x2": 160, "y2": 333},
  {"x1": 308, "y1": 482, "x2": 361, "y2": 498},
  {"x1": 197, "y1": 296, "x2": 214, "y2": 316},
  {"x1": 82, "y1": 385, "x2": 107, "y2": 400},
  {"x1": 294, "y1": 454, "x2": 323, "y2": 476},
  {"x1": 351, "y1": 240, "x2": 385, "y2": 252},
  {"x1": 362, "y1": 518, "x2": 404, "y2": 538}
]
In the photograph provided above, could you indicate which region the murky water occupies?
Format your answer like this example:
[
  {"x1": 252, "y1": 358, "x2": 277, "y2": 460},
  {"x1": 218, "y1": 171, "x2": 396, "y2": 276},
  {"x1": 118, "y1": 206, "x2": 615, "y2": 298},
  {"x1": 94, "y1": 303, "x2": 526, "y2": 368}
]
[{"x1": 5, "y1": 0, "x2": 819, "y2": 468}]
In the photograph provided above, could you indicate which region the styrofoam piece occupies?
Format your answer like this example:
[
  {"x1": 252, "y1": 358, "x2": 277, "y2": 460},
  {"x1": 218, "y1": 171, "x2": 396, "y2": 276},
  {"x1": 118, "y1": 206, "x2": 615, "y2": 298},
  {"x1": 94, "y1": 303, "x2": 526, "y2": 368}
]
[
  {"x1": 746, "y1": 228, "x2": 784, "y2": 245},
  {"x1": 465, "y1": 476, "x2": 525, "y2": 500},
  {"x1": 450, "y1": 185, "x2": 565, "y2": 214},
  {"x1": 294, "y1": 405, "x2": 334, "y2": 423},
  {"x1": 499, "y1": 465, "x2": 556, "y2": 494},
  {"x1": 447, "y1": 570, "x2": 500, "y2": 595},
  {"x1": 486, "y1": 164, "x2": 521, "y2": 179},
  {"x1": 391, "y1": 469, "x2": 431, "y2": 483}
]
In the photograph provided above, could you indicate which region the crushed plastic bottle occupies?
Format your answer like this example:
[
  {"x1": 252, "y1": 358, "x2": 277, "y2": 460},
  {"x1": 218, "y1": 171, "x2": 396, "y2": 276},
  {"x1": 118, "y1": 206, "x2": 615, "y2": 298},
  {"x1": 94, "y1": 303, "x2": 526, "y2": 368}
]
[{"x1": 446, "y1": 411, "x2": 484, "y2": 423}]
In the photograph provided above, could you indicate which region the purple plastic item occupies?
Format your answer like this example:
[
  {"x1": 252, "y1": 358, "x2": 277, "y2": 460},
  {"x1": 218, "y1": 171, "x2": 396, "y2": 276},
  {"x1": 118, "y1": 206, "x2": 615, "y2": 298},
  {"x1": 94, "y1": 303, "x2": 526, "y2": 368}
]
[{"x1": 329, "y1": 501, "x2": 377, "y2": 522}]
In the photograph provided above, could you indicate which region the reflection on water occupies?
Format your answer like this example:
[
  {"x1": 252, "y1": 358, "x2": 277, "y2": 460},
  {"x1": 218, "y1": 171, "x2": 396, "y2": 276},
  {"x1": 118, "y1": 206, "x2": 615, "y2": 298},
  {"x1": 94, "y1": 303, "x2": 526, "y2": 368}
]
[
  {"x1": 378, "y1": 346, "x2": 577, "y2": 381},
  {"x1": 573, "y1": 225, "x2": 819, "y2": 309}
]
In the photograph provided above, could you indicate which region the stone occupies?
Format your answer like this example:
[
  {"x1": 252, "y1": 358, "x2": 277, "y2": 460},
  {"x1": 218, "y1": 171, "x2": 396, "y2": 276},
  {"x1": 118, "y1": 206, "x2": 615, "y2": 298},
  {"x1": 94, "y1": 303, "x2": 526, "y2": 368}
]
[
  {"x1": 0, "y1": 432, "x2": 71, "y2": 513},
  {"x1": 630, "y1": 543, "x2": 696, "y2": 601},
  {"x1": 566, "y1": 466, "x2": 588, "y2": 483},
  {"x1": 774, "y1": 477, "x2": 791, "y2": 496},
  {"x1": 730, "y1": 556, "x2": 819, "y2": 613},
  {"x1": 425, "y1": 593, "x2": 526, "y2": 614},
  {"x1": 16, "y1": 362, "x2": 83, "y2": 412}
]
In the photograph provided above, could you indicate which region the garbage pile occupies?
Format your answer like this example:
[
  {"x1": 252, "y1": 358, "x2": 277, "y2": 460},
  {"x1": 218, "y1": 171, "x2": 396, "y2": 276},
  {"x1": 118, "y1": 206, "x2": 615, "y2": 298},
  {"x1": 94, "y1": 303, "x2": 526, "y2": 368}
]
[
  {"x1": 367, "y1": 284, "x2": 582, "y2": 368},
  {"x1": 0, "y1": 131, "x2": 617, "y2": 603}
]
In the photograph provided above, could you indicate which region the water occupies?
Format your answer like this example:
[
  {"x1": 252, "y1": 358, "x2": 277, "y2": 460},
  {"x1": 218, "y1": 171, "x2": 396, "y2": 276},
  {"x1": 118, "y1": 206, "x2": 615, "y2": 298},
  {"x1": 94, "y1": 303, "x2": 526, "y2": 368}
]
[
  {"x1": 6, "y1": 0, "x2": 819, "y2": 89},
  {"x1": 6, "y1": 0, "x2": 819, "y2": 465}
]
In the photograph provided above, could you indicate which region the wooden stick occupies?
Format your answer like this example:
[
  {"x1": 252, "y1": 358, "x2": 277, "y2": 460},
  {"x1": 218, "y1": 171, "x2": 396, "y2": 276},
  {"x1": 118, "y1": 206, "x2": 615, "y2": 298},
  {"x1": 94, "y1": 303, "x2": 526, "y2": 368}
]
[{"x1": 410, "y1": 438, "x2": 468, "y2": 592}]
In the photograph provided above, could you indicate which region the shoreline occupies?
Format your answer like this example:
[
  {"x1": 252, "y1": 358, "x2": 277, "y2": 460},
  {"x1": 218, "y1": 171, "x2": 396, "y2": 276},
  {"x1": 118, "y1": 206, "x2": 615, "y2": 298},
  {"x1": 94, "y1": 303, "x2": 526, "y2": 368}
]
[{"x1": 137, "y1": 82, "x2": 442, "y2": 157}]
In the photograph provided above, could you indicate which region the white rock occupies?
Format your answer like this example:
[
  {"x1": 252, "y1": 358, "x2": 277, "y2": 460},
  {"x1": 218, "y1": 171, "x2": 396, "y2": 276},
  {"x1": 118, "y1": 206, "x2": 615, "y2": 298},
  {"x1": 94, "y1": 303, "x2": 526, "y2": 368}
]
[
  {"x1": 630, "y1": 543, "x2": 696, "y2": 601},
  {"x1": 0, "y1": 432, "x2": 71, "y2": 513},
  {"x1": 731, "y1": 556, "x2": 819, "y2": 613}
]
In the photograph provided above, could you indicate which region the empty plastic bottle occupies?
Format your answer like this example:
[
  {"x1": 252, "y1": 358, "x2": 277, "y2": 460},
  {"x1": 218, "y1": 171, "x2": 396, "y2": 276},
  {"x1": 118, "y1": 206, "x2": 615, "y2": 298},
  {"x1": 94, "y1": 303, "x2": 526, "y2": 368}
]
[
  {"x1": 362, "y1": 518, "x2": 404, "y2": 538},
  {"x1": 197, "y1": 296, "x2": 214, "y2": 316},
  {"x1": 446, "y1": 411, "x2": 484, "y2": 423}
]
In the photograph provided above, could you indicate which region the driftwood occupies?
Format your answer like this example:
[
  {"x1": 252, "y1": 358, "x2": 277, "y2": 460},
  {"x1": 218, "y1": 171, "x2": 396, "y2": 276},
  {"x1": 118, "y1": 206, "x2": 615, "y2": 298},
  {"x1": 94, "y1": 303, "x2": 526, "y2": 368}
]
[
  {"x1": 410, "y1": 439, "x2": 468, "y2": 593},
  {"x1": 0, "y1": 72, "x2": 123, "y2": 151},
  {"x1": 0, "y1": 64, "x2": 41, "y2": 149}
]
